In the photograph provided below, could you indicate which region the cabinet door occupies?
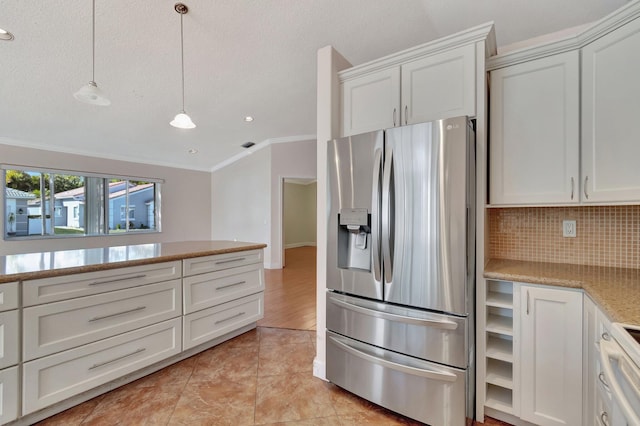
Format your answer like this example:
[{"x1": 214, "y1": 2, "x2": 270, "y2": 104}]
[
  {"x1": 583, "y1": 296, "x2": 597, "y2": 425},
  {"x1": 341, "y1": 67, "x2": 400, "y2": 136},
  {"x1": 0, "y1": 367, "x2": 18, "y2": 424},
  {"x1": 490, "y1": 51, "x2": 580, "y2": 205},
  {"x1": 401, "y1": 44, "x2": 476, "y2": 125},
  {"x1": 582, "y1": 17, "x2": 640, "y2": 202},
  {"x1": 520, "y1": 285, "x2": 582, "y2": 426}
]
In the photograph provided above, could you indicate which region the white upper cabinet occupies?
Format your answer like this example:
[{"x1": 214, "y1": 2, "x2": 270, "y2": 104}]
[
  {"x1": 490, "y1": 51, "x2": 580, "y2": 205},
  {"x1": 581, "y1": 16, "x2": 640, "y2": 203},
  {"x1": 339, "y1": 24, "x2": 491, "y2": 137},
  {"x1": 401, "y1": 44, "x2": 476, "y2": 126},
  {"x1": 341, "y1": 67, "x2": 400, "y2": 136}
]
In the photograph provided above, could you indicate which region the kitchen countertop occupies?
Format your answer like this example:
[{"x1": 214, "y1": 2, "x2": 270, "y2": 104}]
[
  {"x1": 0, "y1": 240, "x2": 267, "y2": 283},
  {"x1": 485, "y1": 258, "x2": 640, "y2": 326}
]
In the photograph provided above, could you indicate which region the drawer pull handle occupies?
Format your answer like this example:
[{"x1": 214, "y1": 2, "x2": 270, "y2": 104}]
[
  {"x1": 602, "y1": 332, "x2": 611, "y2": 341},
  {"x1": 570, "y1": 177, "x2": 574, "y2": 200},
  {"x1": 89, "y1": 274, "x2": 147, "y2": 286},
  {"x1": 584, "y1": 176, "x2": 589, "y2": 200},
  {"x1": 215, "y1": 257, "x2": 246, "y2": 265},
  {"x1": 216, "y1": 281, "x2": 246, "y2": 291},
  {"x1": 215, "y1": 312, "x2": 246, "y2": 325},
  {"x1": 89, "y1": 306, "x2": 146, "y2": 322},
  {"x1": 600, "y1": 411, "x2": 609, "y2": 426},
  {"x1": 598, "y1": 371, "x2": 610, "y2": 392},
  {"x1": 88, "y1": 348, "x2": 146, "y2": 370}
]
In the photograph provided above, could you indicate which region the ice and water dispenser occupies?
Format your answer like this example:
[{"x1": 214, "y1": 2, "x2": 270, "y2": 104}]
[{"x1": 337, "y1": 208, "x2": 371, "y2": 271}]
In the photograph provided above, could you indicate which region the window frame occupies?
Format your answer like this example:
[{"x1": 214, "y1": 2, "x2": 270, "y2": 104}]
[{"x1": 2, "y1": 165, "x2": 163, "y2": 240}]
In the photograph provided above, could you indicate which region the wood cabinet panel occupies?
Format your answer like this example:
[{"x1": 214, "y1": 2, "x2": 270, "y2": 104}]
[
  {"x1": 489, "y1": 51, "x2": 579, "y2": 205},
  {"x1": 23, "y1": 261, "x2": 181, "y2": 307},
  {"x1": 23, "y1": 318, "x2": 181, "y2": 415},
  {"x1": 23, "y1": 279, "x2": 181, "y2": 360},
  {"x1": 184, "y1": 263, "x2": 264, "y2": 314}
]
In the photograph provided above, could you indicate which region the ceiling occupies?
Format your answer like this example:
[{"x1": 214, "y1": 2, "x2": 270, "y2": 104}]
[{"x1": 0, "y1": 0, "x2": 628, "y2": 172}]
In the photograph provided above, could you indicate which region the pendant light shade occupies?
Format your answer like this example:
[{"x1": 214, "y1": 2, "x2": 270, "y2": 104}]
[
  {"x1": 75, "y1": 0, "x2": 110, "y2": 106},
  {"x1": 170, "y1": 3, "x2": 196, "y2": 129},
  {"x1": 170, "y1": 111, "x2": 196, "y2": 129},
  {"x1": 74, "y1": 81, "x2": 111, "y2": 106}
]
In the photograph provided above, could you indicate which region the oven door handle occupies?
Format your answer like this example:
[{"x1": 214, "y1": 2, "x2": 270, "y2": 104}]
[
  {"x1": 328, "y1": 334, "x2": 457, "y2": 382},
  {"x1": 599, "y1": 339, "x2": 640, "y2": 425}
]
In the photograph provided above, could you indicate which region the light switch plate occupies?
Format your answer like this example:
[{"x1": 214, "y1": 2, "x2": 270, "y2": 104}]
[{"x1": 563, "y1": 220, "x2": 577, "y2": 238}]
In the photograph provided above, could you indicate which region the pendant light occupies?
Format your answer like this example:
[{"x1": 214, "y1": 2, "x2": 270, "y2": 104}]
[
  {"x1": 74, "y1": 0, "x2": 110, "y2": 106},
  {"x1": 170, "y1": 3, "x2": 196, "y2": 129}
]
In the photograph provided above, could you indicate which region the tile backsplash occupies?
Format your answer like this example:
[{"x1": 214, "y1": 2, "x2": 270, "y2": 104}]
[{"x1": 488, "y1": 206, "x2": 640, "y2": 269}]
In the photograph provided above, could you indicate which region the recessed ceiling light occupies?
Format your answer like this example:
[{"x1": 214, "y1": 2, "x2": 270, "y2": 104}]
[
  {"x1": 244, "y1": 116, "x2": 254, "y2": 122},
  {"x1": 188, "y1": 148, "x2": 198, "y2": 154},
  {"x1": 0, "y1": 28, "x2": 15, "y2": 41}
]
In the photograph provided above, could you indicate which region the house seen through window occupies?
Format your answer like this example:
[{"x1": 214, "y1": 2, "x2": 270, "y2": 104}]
[{"x1": 3, "y1": 168, "x2": 161, "y2": 239}]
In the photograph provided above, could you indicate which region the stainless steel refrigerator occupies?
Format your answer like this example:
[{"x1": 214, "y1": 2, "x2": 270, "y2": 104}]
[{"x1": 326, "y1": 116, "x2": 475, "y2": 426}]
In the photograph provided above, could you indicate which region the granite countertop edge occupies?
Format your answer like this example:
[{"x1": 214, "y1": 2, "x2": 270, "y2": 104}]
[
  {"x1": 0, "y1": 241, "x2": 267, "y2": 284},
  {"x1": 484, "y1": 258, "x2": 640, "y2": 326}
]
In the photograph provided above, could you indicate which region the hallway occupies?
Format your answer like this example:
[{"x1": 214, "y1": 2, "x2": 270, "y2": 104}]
[{"x1": 258, "y1": 246, "x2": 316, "y2": 331}]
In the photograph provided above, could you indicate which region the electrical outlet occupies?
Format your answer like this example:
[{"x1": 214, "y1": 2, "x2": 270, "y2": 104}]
[{"x1": 563, "y1": 220, "x2": 577, "y2": 238}]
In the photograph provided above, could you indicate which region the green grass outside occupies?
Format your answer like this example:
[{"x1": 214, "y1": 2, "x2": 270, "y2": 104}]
[{"x1": 54, "y1": 227, "x2": 85, "y2": 235}]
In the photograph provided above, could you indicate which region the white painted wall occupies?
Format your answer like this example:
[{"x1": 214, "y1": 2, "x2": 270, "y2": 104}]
[
  {"x1": 211, "y1": 139, "x2": 316, "y2": 269},
  {"x1": 315, "y1": 46, "x2": 352, "y2": 380},
  {"x1": 283, "y1": 182, "x2": 317, "y2": 248},
  {"x1": 211, "y1": 147, "x2": 271, "y2": 259},
  {"x1": 270, "y1": 140, "x2": 316, "y2": 268},
  {"x1": 0, "y1": 143, "x2": 212, "y2": 256}
]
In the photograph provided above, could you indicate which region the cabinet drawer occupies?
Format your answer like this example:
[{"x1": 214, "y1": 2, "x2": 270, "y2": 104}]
[
  {"x1": 24, "y1": 279, "x2": 181, "y2": 361},
  {"x1": 0, "y1": 282, "x2": 18, "y2": 312},
  {"x1": 184, "y1": 263, "x2": 264, "y2": 314},
  {"x1": 0, "y1": 366, "x2": 19, "y2": 424},
  {"x1": 23, "y1": 261, "x2": 181, "y2": 306},
  {"x1": 183, "y1": 250, "x2": 263, "y2": 277},
  {"x1": 0, "y1": 311, "x2": 18, "y2": 369},
  {"x1": 183, "y1": 292, "x2": 263, "y2": 350},
  {"x1": 23, "y1": 318, "x2": 181, "y2": 415}
]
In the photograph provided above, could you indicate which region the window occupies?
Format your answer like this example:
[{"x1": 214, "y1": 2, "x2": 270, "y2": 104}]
[{"x1": 3, "y1": 167, "x2": 162, "y2": 239}]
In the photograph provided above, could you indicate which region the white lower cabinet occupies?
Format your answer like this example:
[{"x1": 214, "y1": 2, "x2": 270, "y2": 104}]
[
  {"x1": 519, "y1": 284, "x2": 583, "y2": 426},
  {"x1": 482, "y1": 280, "x2": 583, "y2": 425},
  {"x1": 24, "y1": 279, "x2": 182, "y2": 360},
  {"x1": 183, "y1": 292, "x2": 264, "y2": 350},
  {"x1": 0, "y1": 366, "x2": 19, "y2": 424},
  {"x1": 0, "y1": 311, "x2": 18, "y2": 370},
  {"x1": 23, "y1": 318, "x2": 182, "y2": 414},
  {"x1": 11, "y1": 247, "x2": 265, "y2": 424}
]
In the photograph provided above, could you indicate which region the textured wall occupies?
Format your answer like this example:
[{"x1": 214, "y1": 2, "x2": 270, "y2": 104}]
[{"x1": 488, "y1": 206, "x2": 640, "y2": 268}]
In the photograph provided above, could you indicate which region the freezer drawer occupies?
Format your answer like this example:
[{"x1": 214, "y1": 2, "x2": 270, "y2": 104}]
[
  {"x1": 327, "y1": 331, "x2": 469, "y2": 426},
  {"x1": 327, "y1": 292, "x2": 467, "y2": 368}
]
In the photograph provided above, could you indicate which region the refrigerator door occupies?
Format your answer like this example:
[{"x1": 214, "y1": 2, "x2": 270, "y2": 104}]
[
  {"x1": 383, "y1": 117, "x2": 472, "y2": 315},
  {"x1": 326, "y1": 292, "x2": 467, "y2": 368},
  {"x1": 327, "y1": 131, "x2": 384, "y2": 300},
  {"x1": 327, "y1": 330, "x2": 469, "y2": 426}
]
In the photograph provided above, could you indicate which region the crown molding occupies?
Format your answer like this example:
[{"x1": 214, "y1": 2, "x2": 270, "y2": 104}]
[
  {"x1": 339, "y1": 21, "x2": 495, "y2": 82},
  {"x1": 487, "y1": 0, "x2": 640, "y2": 70}
]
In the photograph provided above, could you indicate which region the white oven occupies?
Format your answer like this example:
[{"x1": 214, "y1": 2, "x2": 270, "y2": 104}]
[{"x1": 599, "y1": 323, "x2": 640, "y2": 425}]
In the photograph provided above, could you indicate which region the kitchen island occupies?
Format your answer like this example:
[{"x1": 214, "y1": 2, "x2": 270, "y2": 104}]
[{"x1": 0, "y1": 240, "x2": 266, "y2": 426}]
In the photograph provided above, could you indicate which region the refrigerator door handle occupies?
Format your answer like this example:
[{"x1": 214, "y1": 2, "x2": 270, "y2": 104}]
[
  {"x1": 381, "y1": 146, "x2": 393, "y2": 284},
  {"x1": 328, "y1": 296, "x2": 458, "y2": 330},
  {"x1": 328, "y1": 334, "x2": 458, "y2": 382},
  {"x1": 371, "y1": 148, "x2": 383, "y2": 283}
]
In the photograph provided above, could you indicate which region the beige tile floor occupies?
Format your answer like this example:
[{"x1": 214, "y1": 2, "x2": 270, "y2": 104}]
[{"x1": 36, "y1": 327, "x2": 431, "y2": 426}]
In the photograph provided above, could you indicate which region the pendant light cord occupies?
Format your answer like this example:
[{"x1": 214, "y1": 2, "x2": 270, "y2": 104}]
[
  {"x1": 180, "y1": 12, "x2": 185, "y2": 112},
  {"x1": 92, "y1": 0, "x2": 96, "y2": 83}
]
